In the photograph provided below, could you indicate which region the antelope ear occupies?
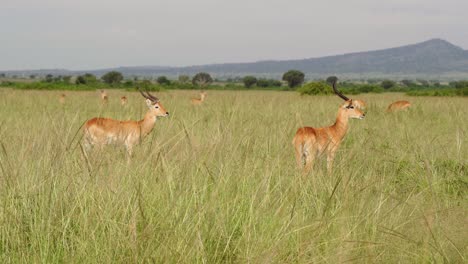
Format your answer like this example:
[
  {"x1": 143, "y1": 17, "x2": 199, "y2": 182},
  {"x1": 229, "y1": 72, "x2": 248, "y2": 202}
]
[{"x1": 145, "y1": 99, "x2": 153, "y2": 107}]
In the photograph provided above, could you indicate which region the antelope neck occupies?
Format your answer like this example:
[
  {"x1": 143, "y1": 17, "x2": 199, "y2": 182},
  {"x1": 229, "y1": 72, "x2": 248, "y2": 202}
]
[
  {"x1": 331, "y1": 109, "x2": 349, "y2": 139},
  {"x1": 138, "y1": 111, "x2": 157, "y2": 137}
]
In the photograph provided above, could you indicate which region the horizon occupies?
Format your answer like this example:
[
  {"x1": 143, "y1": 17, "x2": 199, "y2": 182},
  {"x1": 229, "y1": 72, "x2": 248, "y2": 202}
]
[
  {"x1": 2, "y1": 0, "x2": 468, "y2": 71},
  {"x1": 1, "y1": 38, "x2": 465, "y2": 72}
]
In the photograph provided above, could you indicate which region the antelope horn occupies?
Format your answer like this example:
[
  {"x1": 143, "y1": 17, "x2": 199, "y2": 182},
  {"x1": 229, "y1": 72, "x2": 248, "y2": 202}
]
[
  {"x1": 138, "y1": 87, "x2": 150, "y2": 99},
  {"x1": 138, "y1": 87, "x2": 159, "y2": 102},
  {"x1": 145, "y1": 91, "x2": 159, "y2": 102},
  {"x1": 331, "y1": 79, "x2": 349, "y2": 101}
]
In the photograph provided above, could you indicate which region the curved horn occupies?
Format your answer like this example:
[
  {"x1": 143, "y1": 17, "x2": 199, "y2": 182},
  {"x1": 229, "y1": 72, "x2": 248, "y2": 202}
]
[
  {"x1": 331, "y1": 79, "x2": 349, "y2": 101},
  {"x1": 138, "y1": 87, "x2": 150, "y2": 99},
  {"x1": 145, "y1": 91, "x2": 159, "y2": 102}
]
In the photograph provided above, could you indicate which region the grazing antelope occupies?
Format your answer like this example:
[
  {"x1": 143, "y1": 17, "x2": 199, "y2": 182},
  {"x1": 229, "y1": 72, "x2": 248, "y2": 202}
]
[
  {"x1": 83, "y1": 90, "x2": 169, "y2": 156},
  {"x1": 121, "y1": 96, "x2": 128, "y2": 106},
  {"x1": 100, "y1": 90, "x2": 108, "y2": 104},
  {"x1": 59, "y1": 93, "x2": 66, "y2": 104},
  {"x1": 387, "y1": 100, "x2": 411, "y2": 112},
  {"x1": 191, "y1": 91, "x2": 207, "y2": 105},
  {"x1": 293, "y1": 80, "x2": 365, "y2": 173}
]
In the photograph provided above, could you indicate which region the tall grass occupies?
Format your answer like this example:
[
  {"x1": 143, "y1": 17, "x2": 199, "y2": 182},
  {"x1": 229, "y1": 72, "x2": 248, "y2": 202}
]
[{"x1": 0, "y1": 88, "x2": 466, "y2": 263}]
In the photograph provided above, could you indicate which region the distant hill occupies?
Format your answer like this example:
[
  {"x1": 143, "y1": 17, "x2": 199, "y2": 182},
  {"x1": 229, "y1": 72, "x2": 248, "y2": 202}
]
[{"x1": 3, "y1": 39, "x2": 468, "y2": 80}]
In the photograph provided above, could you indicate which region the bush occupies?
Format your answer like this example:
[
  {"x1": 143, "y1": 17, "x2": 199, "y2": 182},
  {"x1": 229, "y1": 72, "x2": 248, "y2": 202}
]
[
  {"x1": 257, "y1": 79, "x2": 282, "y2": 88},
  {"x1": 157, "y1": 76, "x2": 171, "y2": 85},
  {"x1": 76, "y1": 73, "x2": 98, "y2": 85},
  {"x1": 101, "y1": 71, "x2": 123, "y2": 86},
  {"x1": 297, "y1": 81, "x2": 331, "y2": 95},
  {"x1": 406, "y1": 88, "x2": 468, "y2": 97},
  {"x1": 356, "y1": 84, "x2": 384, "y2": 93},
  {"x1": 381, "y1": 80, "x2": 396, "y2": 90},
  {"x1": 242, "y1": 76, "x2": 257, "y2": 88}
]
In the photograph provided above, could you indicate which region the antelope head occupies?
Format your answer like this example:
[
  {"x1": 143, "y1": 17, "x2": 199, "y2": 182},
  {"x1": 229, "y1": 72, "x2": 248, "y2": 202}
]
[
  {"x1": 332, "y1": 80, "x2": 365, "y2": 120},
  {"x1": 139, "y1": 89, "x2": 169, "y2": 118}
]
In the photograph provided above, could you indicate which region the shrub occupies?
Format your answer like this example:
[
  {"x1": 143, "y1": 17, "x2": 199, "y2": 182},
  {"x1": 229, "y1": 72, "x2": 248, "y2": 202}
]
[
  {"x1": 257, "y1": 79, "x2": 282, "y2": 88},
  {"x1": 381, "y1": 80, "x2": 396, "y2": 90},
  {"x1": 157, "y1": 76, "x2": 171, "y2": 85},
  {"x1": 242, "y1": 76, "x2": 257, "y2": 88},
  {"x1": 297, "y1": 81, "x2": 331, "y2": 95},
  {"x1": 101, "y1": 71, "x2": 123, "y2": 86}
]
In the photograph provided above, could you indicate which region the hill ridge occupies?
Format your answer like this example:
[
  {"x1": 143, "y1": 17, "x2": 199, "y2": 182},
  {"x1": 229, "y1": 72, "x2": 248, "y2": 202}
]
[{"x1": 3, "y1": 39, "x2": 468, "y2": 80}]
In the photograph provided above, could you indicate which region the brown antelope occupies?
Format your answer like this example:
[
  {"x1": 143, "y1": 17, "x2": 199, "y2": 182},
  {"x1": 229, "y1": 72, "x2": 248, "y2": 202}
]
[
  {"x1": 59, "y1": 93, "x2": 66, "y2": 104},
  {"x1": 387, "y1": 100, "x2": 411, "y2": 112},
  {"x1": 100, "y1": 90, "x2": 108, "y2": 104},
  {"x1": 353, "y1": 99, "x2": 366, "y2": 109},
  {"x1": 191, "y1": 91, "x2": 207, "y2": 105},
  {"x1": 293, "y1": 80, "x2": 365, "y2": 173},
  {"x1": 121, "y1": 96, "x2": 128, "y2": 106},
  {"x1": 83, "y1": 90, "x2": 169, "y2": 156}
]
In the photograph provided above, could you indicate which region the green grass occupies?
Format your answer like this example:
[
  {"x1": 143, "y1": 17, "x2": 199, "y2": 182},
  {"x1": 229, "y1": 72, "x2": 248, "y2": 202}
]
[{"x1": 0, "y1": 88, "x2": 466, "y2": 263}]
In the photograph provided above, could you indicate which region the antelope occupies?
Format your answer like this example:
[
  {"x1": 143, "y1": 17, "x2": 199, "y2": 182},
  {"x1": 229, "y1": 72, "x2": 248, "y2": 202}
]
[
  {"x1": 353, "y1": 99, "x2": 366, "y2": 110},
  {"x1": 83, "y1": 90, "x2": 169, "y2": 156},
  {"x1": 387, "y1": 100, "x2": 411, "y2": 112},
  {"x1": 100, "y1": 90, "x2": 108, "y2": 104},
  {"x1": 121, "y1": 96, "x2": 128, "y2": 106},
  {"x1": 59, "y1": 93, "x2": 66, "y2": 104},
  {"x1": 293, "y1": 80, "x2": 365, "y2": 173},
  {"x1": 191, "y1": 91, "x2": 207, "y2": 105}
]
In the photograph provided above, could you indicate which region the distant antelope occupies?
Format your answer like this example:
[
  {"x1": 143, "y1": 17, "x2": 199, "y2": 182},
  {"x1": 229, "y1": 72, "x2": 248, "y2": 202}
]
[
  {"x1": 100, "y1": 90, "x2": 108, "y2": 104},
  {"x1": 387, "y1": 100, "x2": 411, "y2": 112},
  {"x1": 121, "y1": 96, "x2": 128, "y2": 106},
  {"x1": 59, "y1": 94, "x2": 66, "y2": 104},
  {"x1": 293, "y1": 80, "x2": 365, "y2": 173},
  {"x1": 191, "y1": 91, "x2": 207, "y2": 105},
  {"x1": 83, "y1": 90, "x2": 169, "y2": 156}
]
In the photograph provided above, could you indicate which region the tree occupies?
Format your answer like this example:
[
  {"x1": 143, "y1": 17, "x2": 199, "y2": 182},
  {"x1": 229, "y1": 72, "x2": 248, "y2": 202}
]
[
  {"x1": 53, "y1": 75, "x2": 63, "y2": 82},
  {"x1": 101, "y1": 71, "x2": 123, "y2": 86},
  {"x1": 453, "y1": 81, "x2": 468, "y2": 89},
  {"x1": 257, "y1": 79, "x2": 282, "y2": 88},
  {"x1": 62, "y1": 75, "x2": 72, "y2": 83},
  {"x1": 326, "y1": 76, "x2": 338, "y2": 85},
  {"x1": 243, "y1": 76, "x2": 257, "y2": 88},
  {"x1": 282, "y1": 70, "x2": 305, "y2": 88},
  {"x1": 257, "y1": 79, "x2": 269, "y2": 87},
  {"x1": 381, "y1": 80, "x2": 396, "y2": 90},
  {"x1": 269, "y1": 79, "x2": 282, "y2": 87},
  {"x1": 416, "y1": 79, "x2": 429, "y2": 86},
  {"x1": 192, "y1": 72, "x2": 213, "y2": 87},
  {"x1": 45, "y1": 74, "x2": 54, "y2": 83},
  {"x1": 157, "y1": 76, "x2": 171, "y2": 85},
  {"x1": 401, "y1": 79, "x2": 414, "y2": 87},
  {"x1": 76, "y1": 73, "x2": 98, "y2": 85},
  {"x1": 178, "y1": 75, "x2": 190, "y2": 83},
  {"x1": 29, "y1": 74, "x2": 36, "y2": 79}
]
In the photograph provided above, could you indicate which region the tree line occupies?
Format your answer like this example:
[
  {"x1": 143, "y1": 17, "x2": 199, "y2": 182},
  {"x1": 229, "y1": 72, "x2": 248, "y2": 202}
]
[{"x1": 1, "y1": 70, "x2": 467, "y2": 96}]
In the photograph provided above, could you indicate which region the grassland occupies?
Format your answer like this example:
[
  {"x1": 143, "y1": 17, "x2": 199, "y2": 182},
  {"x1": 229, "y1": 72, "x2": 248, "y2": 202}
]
[{"x1": 0, "y1": 89, "x2": 466, "y2": 263}]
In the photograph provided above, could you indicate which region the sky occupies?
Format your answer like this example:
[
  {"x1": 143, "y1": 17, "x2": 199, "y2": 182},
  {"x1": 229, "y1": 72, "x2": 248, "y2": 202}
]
[{"x1": 1, "y1": 0, "x2": 468, "y2": 70}]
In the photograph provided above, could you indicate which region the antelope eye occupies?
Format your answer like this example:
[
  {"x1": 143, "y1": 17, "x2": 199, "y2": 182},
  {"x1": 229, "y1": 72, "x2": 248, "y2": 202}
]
[
  {"x1": 348, "y1": 106, "x2": 354, "y2": 109},
  {"x1": 155, "y1": 105, "x2": 159, "y2": 109}
]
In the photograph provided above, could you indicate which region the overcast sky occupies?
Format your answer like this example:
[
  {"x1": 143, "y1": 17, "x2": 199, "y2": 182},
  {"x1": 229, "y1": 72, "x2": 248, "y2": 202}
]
[{"x1": 1, "y1": 0, "x2": 468, "y2": 70}]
